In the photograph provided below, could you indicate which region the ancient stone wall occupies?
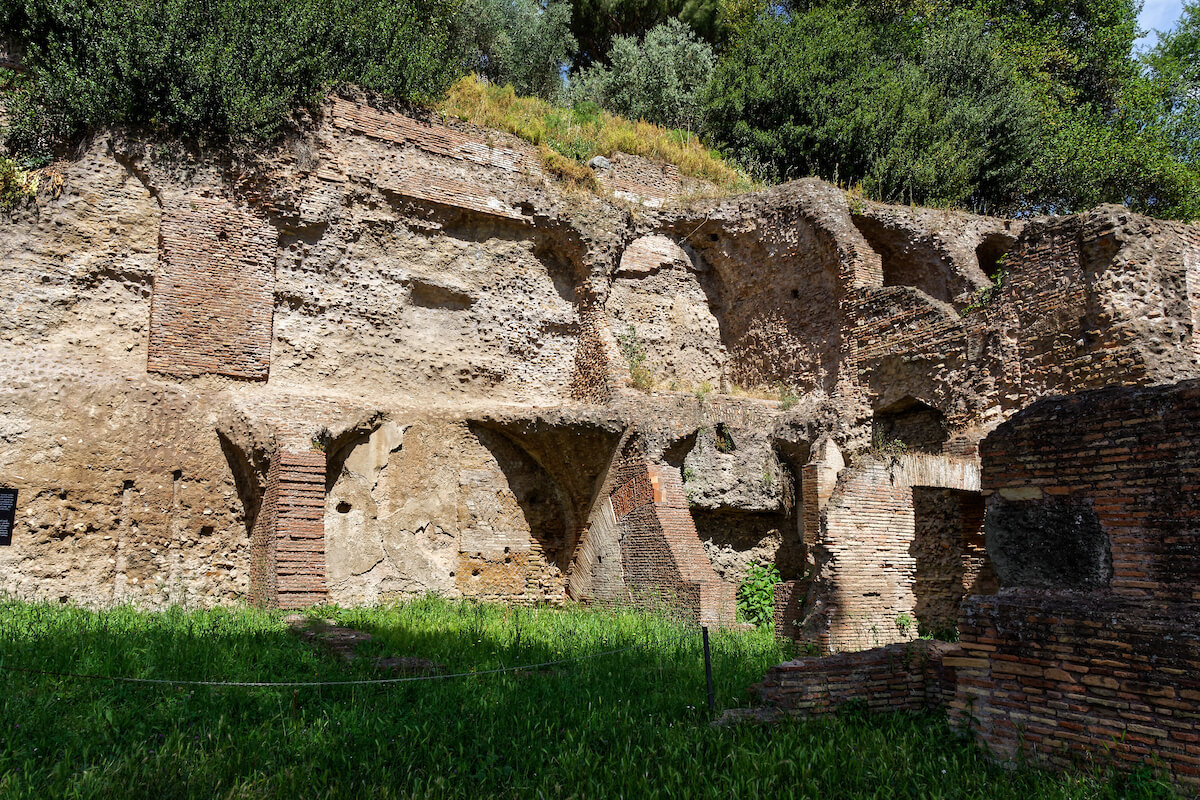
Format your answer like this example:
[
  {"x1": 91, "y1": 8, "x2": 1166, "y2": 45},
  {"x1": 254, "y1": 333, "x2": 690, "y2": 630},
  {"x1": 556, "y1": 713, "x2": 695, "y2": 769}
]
[
  {"x1": 670, "y1": 189, "x2": 849, "y2": 393},
  {"x1": 988, "y1": 209, "x2": 1200, "y2": 408},
  {"x1": 4, "y1": 96, "x2": 1200, "y2": 640},
  {"x1": 606, "y1": 235, "x2": 726, "y2": 391},
  {"x1": 949, "y1": 380, "x2": 1200, "y2": 788},
  {"x1": 754, "y1": 640, "x2": 960, "y2": 715},
  {"x1": 595, "y1": 153, "x2": 685, "y2": 208},
  {"x1": 0, "y1": 145, "x2": 249, "y2": 608}
]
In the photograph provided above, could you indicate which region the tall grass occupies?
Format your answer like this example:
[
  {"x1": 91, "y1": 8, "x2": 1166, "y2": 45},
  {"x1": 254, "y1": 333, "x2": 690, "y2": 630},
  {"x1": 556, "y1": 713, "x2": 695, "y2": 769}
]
[
  {"x1": 440, "y1": 75, "x2": 756, "y2": 195},
  {"x1": 0, "y1": 597, "x2": 1181, "y2": 799}
]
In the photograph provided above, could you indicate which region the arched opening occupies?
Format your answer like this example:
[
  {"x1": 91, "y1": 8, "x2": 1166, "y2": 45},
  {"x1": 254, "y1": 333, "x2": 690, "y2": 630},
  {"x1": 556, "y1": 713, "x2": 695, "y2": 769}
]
[
  {"x1": 976, "y1": 232, "x2": 1015, "y2": 282},
  {"x1": 871, "y1": 397, "x2": 949, "y2": 454}
]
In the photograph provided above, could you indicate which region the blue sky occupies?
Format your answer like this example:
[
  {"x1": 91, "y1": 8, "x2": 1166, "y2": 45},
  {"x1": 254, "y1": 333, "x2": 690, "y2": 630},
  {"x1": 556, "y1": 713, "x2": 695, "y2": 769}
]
[{"x1": 1137, "y1": 0, "x2": 1187, "y2": 51}]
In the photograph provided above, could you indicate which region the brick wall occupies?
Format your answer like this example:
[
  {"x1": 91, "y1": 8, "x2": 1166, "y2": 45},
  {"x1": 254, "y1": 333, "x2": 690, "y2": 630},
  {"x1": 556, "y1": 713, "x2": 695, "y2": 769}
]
[
  {"x1": 248, "y1": 451, "x2": 281, "y2": 608},
  {"x1": 951, "y1": 592, "x2": 1200, "y2": 787},
  {"x1": 148, "y1": 194, "x2": 276, "y2": 379},
  {"x1": 610, "y1": 438, "x2": 736, "y2": 625},
  {"x1": 774, "y1": 578, "x2": 812, "y2": 641},
  {"x1": 755, "y1": 640, "x2": 960, "y2": 715},
  {"x1": 990, "y1": 210, "x2": 1200, "y2": 406},
  {"x1": 249, "y1": 448, "x2": 327, "y2": 609},
  {"x1": 812, "y1": 455, "x2": 986, "y2": 652},
  {"x1": 981, "y1": 381, "x2": 1200, "y2": 601},
  {"x1": 950, "y1": 380, "x2": 1200, "y2": 788},
  {"x1": 848, "y1": 206, "x2": 1200, "y2": 436}
]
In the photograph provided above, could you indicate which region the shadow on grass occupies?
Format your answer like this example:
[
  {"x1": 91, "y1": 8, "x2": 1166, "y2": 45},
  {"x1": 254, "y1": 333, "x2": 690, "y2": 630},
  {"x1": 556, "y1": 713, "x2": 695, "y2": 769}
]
[{"x1": 0, "y1": 599, "x2": 1183, "y2": 800}]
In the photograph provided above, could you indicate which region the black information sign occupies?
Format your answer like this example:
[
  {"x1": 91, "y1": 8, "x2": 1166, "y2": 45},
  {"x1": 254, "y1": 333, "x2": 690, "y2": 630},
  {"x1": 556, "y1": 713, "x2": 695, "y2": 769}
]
[{"x1": 0, "y1": 488, "x2": 16, "y2": 546}]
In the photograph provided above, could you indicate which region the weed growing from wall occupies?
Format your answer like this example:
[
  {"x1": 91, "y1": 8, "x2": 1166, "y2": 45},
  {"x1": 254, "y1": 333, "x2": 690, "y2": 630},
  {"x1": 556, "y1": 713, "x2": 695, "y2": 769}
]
[
  {"x1": 776, "y1": 382, "x2": 799, "y2": 411},
  {"x1": 616, "y1": 325, "x2": 654, "y2": 391},
  {"x1": 737, "y1": 562, "x2": 781, "y2": 626},
  {"x1": 960, "y1": 259, "x2": 1007, "y2": 316}
]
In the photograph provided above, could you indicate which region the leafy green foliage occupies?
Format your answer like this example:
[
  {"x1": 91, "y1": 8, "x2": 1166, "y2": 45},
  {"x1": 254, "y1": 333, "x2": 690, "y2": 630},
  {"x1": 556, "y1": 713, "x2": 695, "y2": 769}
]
[
  {"x1": 571, "y1": 19, "x2": 715, "y2": 131},
  {"x1": 458, "y1": 0, "x2": 577, "y2": 101},
  {"x1": 0, "y1": 156, "x2": 32, "y2": 209},
  {"x1": 937, "y1": 0, "x2": 1198, "y2": 216},
  {"x1": 4, "y1": 0, "x2": 1200, "y2": 220},
  {"x1": 737, "y1": 562, "x2": 780, "y2": 626},
  {"x1": 776, "y1": 382, "x2": 799, "y2": 411},
  {"x1": 565, "y1": 0, "x2": 725, "y2": 67},
  {"x1": 960, "y1": 266, "x2": 1007, "y2": 316},
  {"x1": 704, "y1": 7, "x2": 1040, "y2": 210},
  {"x1": 1145, "y1": 1, "x2": 1200, "y2": 165},
  {"x1": 0, "y1": 0, "x2": 464, "y2": 154},
  {"x1": 1137, "y1": 1, "x2": 1200, "y2": 216},
  {"x1": 0, "y1": 598, "x2": 1185, "y2": 797}
]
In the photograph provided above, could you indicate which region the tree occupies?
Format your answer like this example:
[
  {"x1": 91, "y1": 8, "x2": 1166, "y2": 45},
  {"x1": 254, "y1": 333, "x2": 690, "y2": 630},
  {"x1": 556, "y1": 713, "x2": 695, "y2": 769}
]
[
  {"x1": 0, "y1": 0, "x2": 464, "y2": 154},
  {"x1": 566, "y1": 0, "x2": 725, "y2": 66},
  {"x1": 1145, "y1": 1, "x2": 1200, "y2": 164},
  {"x1": 703, "y1": 7, "x2": 1040, "y2": 209},
  {"x1": 570, "y1": 19, "x2": 715, "y2": 130},
  {"x1": 457, "y1": 0, "x2": 577, "y2": 101}
]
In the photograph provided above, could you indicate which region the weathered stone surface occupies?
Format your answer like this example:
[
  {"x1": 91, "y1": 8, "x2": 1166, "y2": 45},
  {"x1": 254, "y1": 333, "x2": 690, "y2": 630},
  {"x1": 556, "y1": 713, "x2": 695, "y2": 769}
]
[{"x1": 1, "y1": 94, "x2": 1199, "y2": 643}]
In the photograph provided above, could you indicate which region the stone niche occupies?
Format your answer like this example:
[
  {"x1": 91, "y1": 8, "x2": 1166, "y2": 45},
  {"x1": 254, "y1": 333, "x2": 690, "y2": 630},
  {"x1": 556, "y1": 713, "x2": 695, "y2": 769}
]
[
  {"x1": 605, "y1": 234, "x2": 727, "y2": 391},
  {"x1": 324, "y1": 420, "x2": 572, "y2": 605}
]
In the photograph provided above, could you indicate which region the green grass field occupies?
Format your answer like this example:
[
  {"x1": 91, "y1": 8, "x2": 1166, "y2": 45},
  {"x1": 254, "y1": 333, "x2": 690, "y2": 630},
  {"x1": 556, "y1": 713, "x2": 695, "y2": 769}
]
[{"x1": 0, "y1": 597, "x2": 1181, "y2": 799}]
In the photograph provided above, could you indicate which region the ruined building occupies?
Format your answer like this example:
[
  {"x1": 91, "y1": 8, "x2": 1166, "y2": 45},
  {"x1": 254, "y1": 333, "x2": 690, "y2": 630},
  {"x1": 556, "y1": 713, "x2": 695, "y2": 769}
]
[
  {"x1": 2, "y1": 94, "x2": 1199, "y2": 783},
  {"x1": 1, "y1": 95, "x2": 1198, "y2": 631}
]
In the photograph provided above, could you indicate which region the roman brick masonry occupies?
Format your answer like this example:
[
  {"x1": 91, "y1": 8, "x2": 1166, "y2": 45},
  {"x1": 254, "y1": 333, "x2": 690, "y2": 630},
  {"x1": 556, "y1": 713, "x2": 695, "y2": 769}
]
[
  {"x1": 756, "y1": 381, "x2": 1200, "y2": 789},
  {"x1": 3, "y1": 90, "x2": 1200, "y2": 787}
]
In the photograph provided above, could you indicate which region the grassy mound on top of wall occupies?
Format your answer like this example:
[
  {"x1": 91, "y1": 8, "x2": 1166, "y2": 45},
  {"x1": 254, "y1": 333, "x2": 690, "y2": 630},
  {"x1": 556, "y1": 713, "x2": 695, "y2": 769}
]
[
  {"x1": 440, "y1": 75, "x2": 756, "y2": 195},
  {"x1": 0, "y1": 597, "x2": 1182, "y2": 799}
]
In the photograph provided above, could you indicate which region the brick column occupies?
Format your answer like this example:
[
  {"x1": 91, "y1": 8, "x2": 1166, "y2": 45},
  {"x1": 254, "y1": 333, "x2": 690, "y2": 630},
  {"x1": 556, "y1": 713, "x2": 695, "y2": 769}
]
[{"x1": 249, "y1": 449, "x2": 328, "y2": 609}]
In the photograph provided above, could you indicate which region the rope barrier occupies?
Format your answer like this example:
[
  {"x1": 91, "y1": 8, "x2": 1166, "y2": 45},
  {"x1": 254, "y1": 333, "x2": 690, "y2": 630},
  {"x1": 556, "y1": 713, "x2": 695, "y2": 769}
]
[{"x1": 0, "y1": 628, "x2": 705, "y2": 689}]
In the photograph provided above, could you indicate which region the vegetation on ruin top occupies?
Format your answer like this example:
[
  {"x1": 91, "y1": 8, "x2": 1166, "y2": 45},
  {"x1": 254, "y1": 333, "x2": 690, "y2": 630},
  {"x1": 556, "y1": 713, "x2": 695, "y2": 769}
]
[
  {"x1": 4, "y1": 0, "x2": 1200, "y2": 218},
  {"x1": 0, "y1": 597, "x2": 1183, "y2": 799},
  {"x1": 440, "y1": 75, "x2": 755, "y2": 193}
]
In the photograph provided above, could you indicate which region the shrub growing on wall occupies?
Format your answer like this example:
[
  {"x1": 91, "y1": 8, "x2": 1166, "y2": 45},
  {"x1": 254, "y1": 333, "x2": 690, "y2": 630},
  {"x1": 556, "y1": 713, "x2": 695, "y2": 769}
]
[
  {"x1": 737, "y1": 562, "x2": 780, "y2": 627},
  {"x1": 0, "y1": 0, "x2": 464, "y2": 154}
]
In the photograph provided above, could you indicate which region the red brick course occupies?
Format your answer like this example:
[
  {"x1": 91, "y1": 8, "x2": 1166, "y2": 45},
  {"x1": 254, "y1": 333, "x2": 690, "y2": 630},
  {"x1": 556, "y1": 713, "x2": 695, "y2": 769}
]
[
  {"x1": 755, "y1": 640, "x2": 961, "y2": 715},
  {"x1": 148, "y1": 194, "x2": 276, "y2": 379},
  {"x1": 952, "y1": 380, "x2": 1200, "y2": 788},
  {"x1": 610, "y1": 438, "x2": 736, "y2": 625},
  {"x1": 249, "y1": 448, "x2": 327, "y2": 609},
  {"x1": 951, "y1": 592, "x2": 1200, "y2": 787}
]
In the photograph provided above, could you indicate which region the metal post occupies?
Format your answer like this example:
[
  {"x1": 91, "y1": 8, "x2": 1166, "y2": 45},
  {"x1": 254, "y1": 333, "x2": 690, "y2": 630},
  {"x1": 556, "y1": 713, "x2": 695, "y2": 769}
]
[{"x1": 702, "y1": 625, "x2": 715, "y2": 713}]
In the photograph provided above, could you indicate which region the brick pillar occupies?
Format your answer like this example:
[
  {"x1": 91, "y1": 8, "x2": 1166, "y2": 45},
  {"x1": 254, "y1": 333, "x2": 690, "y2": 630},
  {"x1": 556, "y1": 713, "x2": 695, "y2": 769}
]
[
  {"x1": 610, "y1": 440, "x2": 736, "y2": 625},
  {"x1": 249, "y1": 449, "x2": 328, "y2": 609}
]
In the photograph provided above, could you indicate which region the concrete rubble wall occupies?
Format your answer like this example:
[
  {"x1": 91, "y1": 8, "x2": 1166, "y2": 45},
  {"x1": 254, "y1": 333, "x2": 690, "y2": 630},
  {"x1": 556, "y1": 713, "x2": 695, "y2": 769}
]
[{"x1": 1, "y1": 94, "x2": 1199, "y2": 635}]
